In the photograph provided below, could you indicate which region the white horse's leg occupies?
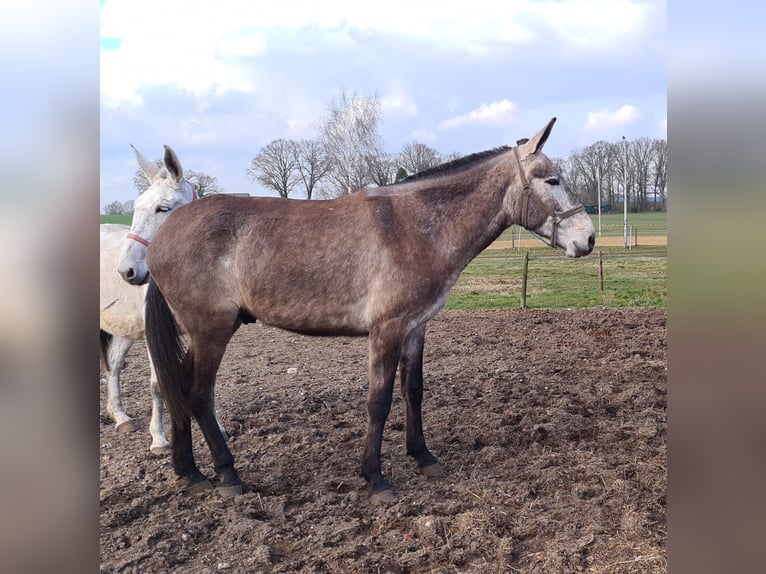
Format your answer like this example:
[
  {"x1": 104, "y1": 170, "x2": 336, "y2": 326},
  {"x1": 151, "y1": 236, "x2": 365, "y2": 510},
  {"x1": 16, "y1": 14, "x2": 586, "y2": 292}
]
[
  {"x1": 146, "y1": 351, "x2": 171, "y2": 455},
  {"x1": 105, "y1": 335, "x2": 138, "y2": 433},
  {"x1": 146, "y1": 349, "x2": 227, "y2": 454},
  {"x1": 213, "y1": 394, "x2": 228, "y2": 441}
]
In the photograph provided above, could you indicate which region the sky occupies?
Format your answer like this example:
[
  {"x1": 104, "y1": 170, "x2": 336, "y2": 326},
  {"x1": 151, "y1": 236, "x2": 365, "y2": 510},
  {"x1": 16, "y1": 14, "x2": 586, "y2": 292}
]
[{"x1": 99, "y1": 0, "x2": 666, "y2": 210}]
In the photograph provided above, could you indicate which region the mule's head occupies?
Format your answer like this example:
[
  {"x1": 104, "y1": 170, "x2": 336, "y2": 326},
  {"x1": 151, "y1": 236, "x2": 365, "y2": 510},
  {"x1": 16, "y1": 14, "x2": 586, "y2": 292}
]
[
  {"x1": 507, "y1": 118, "x2": 595, "y2": 258},
  {"x1": 117, "y1": 144, "x2": 196, "y2": 285}
]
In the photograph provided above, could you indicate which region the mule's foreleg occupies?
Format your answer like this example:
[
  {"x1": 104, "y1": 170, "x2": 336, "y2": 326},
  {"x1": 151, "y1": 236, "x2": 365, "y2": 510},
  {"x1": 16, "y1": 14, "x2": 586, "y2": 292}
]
[
  {"x1": 146, "y1": 352, "x2": 171, "y2": 455},
  {"x1": 399, "y1": 324, "x2": 443, "y2": 477},
  {"x1": 361, "y1": 326, "x2": 402, "y2": 503},
  {"x1": 104, "y1": 335, "x2": 137, "y2": 433}
]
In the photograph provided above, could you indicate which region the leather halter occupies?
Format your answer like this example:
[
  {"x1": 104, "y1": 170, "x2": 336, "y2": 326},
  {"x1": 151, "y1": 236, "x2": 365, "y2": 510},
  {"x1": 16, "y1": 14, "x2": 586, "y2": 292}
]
[
  {"x1": 126, "y1": 180, "x2": 197, "y2": 247},
  {"x1": 512, "y1": 146, "x2": 585, "y2": 249}
]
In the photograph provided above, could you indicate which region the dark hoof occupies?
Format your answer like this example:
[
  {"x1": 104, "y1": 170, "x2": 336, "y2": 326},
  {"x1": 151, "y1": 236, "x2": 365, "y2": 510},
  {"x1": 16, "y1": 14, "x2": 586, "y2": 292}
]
[
  {"x1": 184, "y1": 479, "x2": 213, "y2": 494},
  {"x1": 115, "y1": 419, "x2": 137, "y2": 433},
  {"x1": 216, "y1": 484, "x2": 243, "y2": 498},
  {"x1": 419, "y1": 462, "x2": 445, "y2": 478},
  {"x1": 369, "y1": 489, "x2": 397, "y2": 505}
]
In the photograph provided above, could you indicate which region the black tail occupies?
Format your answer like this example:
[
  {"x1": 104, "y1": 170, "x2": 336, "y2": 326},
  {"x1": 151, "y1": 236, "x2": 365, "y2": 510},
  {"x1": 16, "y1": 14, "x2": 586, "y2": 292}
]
[
  {"x1": 145, "y1": 279, "x2": 190, "y2": 428},
  {"x1": 99, "y1": 329, "x2": 112, "y2": 371}
]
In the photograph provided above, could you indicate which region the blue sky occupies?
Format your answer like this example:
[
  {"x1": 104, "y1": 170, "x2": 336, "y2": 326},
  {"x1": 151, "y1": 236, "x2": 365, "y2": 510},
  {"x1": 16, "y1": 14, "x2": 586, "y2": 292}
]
[{"x1": 99, "y1": 0, "x2": 666, "y2": 209}]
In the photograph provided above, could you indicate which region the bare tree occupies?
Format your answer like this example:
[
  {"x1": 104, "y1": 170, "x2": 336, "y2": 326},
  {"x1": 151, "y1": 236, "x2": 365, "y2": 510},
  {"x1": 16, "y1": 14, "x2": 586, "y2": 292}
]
[
  {"x1": 568, "y1": 141, "x2": 614, "y2": 206},
  {"x1": 103, "y1": 200, "x2": 133, "y2": 215},
  {"x1": 397, "y1": 142, "x2": 442, "y2": 175},
  {"x1": 368, "y1": 151, "x2": 398, "y2": 187},
  {"x1": 442, "y1": 151, "x2": 463, "y2": 164},
  {"x1": 292, "y1": 138, "x2": 328, "y2": 200},
  {"x1": 317, "y1": 90, "x2": 383, "y2": 197},
  {"x1": 187, "y1": 170, "x2": 224, "y2": 197},
  {"x1": 246, "y1": 139, "x2": 300, "y2": 198},
  {"x1": 649, "y1": 138, "x2": 667, "y2": 209},
  {"x1": 629, "y1": 137, "x2": 655, "y2": 211}
]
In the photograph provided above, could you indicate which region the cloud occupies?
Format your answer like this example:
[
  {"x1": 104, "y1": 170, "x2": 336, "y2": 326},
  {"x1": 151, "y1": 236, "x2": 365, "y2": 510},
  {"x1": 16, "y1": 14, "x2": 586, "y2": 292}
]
[
  {"x1": 409, "y1": 128, "x2": 437, "y2": 143},
  {"x1": 585, "y1": 105, "x2": 640, "y2": 131},
  {"x1": 100, "y1": 1, "x2": 658, "y2": 106},
  {"x1": 381, "y1": 91, "x2": 418, "y2": 117},
  {"x1": 439, "y1": 99, "x2": 518, "y2": 130}
]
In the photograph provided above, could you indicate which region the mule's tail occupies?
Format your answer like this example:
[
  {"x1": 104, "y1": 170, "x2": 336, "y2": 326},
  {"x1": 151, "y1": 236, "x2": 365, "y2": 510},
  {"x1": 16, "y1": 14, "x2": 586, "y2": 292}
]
[
  {"x1": 145, "y1": 279, "x2": 190, "y2": 428},
  {"x1": 99, "y1": 329, "x2": 112, "y2": 371}
]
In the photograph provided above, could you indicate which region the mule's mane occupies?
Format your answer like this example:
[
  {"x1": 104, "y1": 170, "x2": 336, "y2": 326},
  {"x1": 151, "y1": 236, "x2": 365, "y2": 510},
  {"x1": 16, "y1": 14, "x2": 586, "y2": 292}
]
[{"x1": 399, "y1": 146, "x2": 511, "y2": 184}]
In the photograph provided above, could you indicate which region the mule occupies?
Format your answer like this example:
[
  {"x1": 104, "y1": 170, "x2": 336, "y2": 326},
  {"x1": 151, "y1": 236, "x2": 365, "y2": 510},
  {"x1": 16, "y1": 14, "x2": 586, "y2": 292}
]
[
  {"x1": 101, "y1": 145, "x2": 224, "y2": 453},
  {"x1": 133, "y1": 118, "x2": 595, "y2": 502}
]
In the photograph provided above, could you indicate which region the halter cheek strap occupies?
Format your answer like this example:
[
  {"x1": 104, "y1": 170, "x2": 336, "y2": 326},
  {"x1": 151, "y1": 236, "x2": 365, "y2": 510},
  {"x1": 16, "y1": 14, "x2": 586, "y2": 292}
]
[
  {"x1": 126, "y1": 233, "x2": 150, "y2": 247},
  {"x1": 125, "y1": 180, "x2": 197, "y2": 247},
  {"x1": 512, "y1": 146, "x2": 585, "y2": 249}
]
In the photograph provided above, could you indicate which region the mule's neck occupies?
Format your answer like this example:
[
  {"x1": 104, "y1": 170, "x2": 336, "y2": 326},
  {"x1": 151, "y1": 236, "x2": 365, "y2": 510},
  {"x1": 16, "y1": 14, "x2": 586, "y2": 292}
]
[{"x1": 415, "y1": 157, "x2": 514, "y2": 273}]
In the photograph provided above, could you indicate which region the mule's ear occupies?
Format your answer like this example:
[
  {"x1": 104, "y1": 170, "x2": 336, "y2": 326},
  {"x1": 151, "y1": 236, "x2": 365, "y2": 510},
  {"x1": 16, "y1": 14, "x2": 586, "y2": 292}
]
[
  {"x1": 520, "y1": 117, "x2": 556, "y2": 157},
  {"x1": 163, "y1": 145, "x2": 183, "y2": 182},
  {"x1": 130, "y1": 144, "x2": 160, "y2": 183},
  {"x1": 131, "y1": 144, "x2": 161, "y2": 182}
]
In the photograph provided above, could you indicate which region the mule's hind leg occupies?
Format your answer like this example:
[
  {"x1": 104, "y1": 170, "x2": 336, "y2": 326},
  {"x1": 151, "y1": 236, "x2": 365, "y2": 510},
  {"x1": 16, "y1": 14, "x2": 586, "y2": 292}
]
[
  {"x1": 104, "y1": 334, "x2": 138, "y2": 433},
  {"x1": 188, "y1": 332, "x2": 242, "y2": 497},
  {"x1": 399, "y1": 323, "x2": 443, "y2": 477}
]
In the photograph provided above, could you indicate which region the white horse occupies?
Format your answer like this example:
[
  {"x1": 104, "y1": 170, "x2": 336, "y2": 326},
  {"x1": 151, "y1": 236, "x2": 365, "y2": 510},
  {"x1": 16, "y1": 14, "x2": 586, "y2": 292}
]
[{"x1": 101, "y1": 144, "x2": 225, "y2": 454}]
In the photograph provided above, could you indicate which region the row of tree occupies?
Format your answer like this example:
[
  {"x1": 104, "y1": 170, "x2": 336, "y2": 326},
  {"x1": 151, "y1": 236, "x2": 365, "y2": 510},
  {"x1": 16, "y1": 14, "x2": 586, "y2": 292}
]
[
  {"x1": 557, "y1": 137, "x2": 667, "y2": 212},
  {"x1": 106, "y1": 91, "x2": 666, "y2": 214},
  {"x1": 246, "y1": 91, "x2": 466, "y2": 200},
  {"x1": 246, "y1": 91, "x2": 666, "y2": 211}
]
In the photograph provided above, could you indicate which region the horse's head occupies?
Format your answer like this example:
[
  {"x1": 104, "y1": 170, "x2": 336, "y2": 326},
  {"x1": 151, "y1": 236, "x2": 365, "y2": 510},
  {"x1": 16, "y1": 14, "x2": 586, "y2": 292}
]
[
  {"x1": 117, "y1": 144, "x2": 196, "y2": 285},
  {"x1": 506, "y1": 118, "x2": 595, "y2": 258}
]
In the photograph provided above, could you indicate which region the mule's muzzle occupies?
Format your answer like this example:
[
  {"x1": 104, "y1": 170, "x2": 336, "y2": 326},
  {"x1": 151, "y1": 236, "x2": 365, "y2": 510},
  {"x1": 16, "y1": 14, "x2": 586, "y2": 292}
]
[
  {"x1": 565, "y1": 231, "x2": 595, "y2": 258},
  {"x1": 120, "y1": 267, "x2": 150, "y2": 286}
]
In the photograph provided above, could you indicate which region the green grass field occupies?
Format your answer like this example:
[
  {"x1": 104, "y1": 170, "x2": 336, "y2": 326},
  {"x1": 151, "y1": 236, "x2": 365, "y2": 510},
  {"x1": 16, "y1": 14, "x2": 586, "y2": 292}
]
[
  {"x1": 100, "y1": 211, "x2": 666, "y2": 309},
  {"x1": 100, "y1": 214, "x2": 133, "y2": 225}
]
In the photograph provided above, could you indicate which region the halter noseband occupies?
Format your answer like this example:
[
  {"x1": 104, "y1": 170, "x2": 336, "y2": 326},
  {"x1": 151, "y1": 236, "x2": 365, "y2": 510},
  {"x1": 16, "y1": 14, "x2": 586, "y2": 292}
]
[
  {"x1": 126, "y1": 179, "x2": 197, "y2": 247},
  {"x1": 512, "y1": 146, "x2": 585, "y2": 249}
]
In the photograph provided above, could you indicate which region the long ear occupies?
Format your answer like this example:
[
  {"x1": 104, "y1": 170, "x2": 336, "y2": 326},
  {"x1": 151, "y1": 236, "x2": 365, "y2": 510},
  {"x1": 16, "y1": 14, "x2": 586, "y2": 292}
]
[
  {"x1": 163, "y1": 145, "x2": 183, "y2": 182},
  {"x1": 520, "y1": 117, "x2": 556, "y2": 157},
  {"x1": 131, "y1": 144, "x2": 161, "y2": 182}
]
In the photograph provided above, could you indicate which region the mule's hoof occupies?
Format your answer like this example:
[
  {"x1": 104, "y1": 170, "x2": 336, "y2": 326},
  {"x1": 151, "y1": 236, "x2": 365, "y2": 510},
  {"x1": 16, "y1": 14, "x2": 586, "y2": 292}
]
[
  {"x1": 115, "y1": 419, "x2": 137, "y2": 433},
  {"x1": 216, "y1": 484, "x2": 243, "y2": 498},
  {"x1": 185, "y1": 479, "x2": 213, "y2": 494},
  {"x1": 369, "y1": 489, "x2": 397, "y2": 505},
  {"x1": 150, "y1": 444, "x2": 171, "y2": 456},
  {"x1": 419, "y1": 462, "x2": 445, "y2": 478}
]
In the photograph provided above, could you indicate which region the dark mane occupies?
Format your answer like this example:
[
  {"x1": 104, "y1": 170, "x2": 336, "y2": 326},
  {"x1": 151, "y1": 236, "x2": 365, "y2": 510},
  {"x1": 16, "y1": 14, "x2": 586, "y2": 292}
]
[{"x1": 400, "y1": 146, "x2": 511, "y2": 184}]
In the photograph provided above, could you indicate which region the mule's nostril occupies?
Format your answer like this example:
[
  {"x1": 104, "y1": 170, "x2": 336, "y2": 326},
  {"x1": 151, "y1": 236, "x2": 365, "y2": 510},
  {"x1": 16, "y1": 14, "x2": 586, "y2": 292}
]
[
  {"x1": 588, "y1": 234, "x2": 595, "y2": 249},
  {"x1": 120, "y1": 268, "x2": 135, "y2": 281}
]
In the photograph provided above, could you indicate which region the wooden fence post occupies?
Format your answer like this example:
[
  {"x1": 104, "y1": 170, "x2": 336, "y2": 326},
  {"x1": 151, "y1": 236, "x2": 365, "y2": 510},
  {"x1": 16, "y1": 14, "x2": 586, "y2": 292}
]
[
  {"x1": 599, "y1": 250, "x2": 604, "y2": 291},
  {"x1": 520, "y1": 251, "x2": 529, "y2": 309}
]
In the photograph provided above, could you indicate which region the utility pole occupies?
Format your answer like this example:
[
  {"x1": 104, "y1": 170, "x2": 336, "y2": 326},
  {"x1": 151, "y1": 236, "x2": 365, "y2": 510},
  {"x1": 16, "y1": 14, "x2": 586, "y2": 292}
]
[
  {"x1": 622, "y1": 135, "x2": 628, "y2": 249},
  {"x1": 596, "y1": 148, "x2": 602, "y2": 237}
]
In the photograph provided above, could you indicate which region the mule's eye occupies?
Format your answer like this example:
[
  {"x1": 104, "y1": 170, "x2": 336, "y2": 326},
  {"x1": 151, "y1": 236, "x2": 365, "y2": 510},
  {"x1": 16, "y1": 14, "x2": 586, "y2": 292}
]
[
  {"x1": 545, "y1": 177, "x2": 559, "y2": 186},
  {"x1": 155, "y1": 205, "x2": 171, "y2": 213}
]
